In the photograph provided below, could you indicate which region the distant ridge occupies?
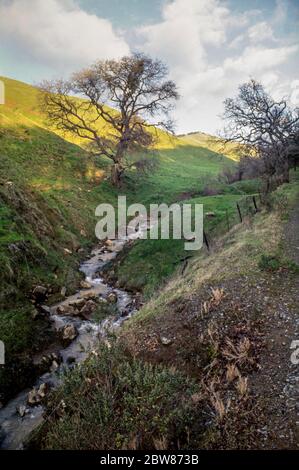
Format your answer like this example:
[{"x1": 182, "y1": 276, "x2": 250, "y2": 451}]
[{"x1": 177, "y1": 130, "x2": 240, "y2": 161}]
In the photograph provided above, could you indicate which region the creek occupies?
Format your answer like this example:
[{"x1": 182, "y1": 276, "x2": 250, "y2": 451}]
[{"x1": 0, "y1": 218, "x2": 150, "y2": 449}]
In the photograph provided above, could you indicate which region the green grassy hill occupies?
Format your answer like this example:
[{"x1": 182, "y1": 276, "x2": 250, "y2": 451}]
[
  {"x1": 0, "y1": 76, "x2": 243, "y2": 401},
  {"x1": 178, "y1": 130, "x2": 240, "y2": 161}
]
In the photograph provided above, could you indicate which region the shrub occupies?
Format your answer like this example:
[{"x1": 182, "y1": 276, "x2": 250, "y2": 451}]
[
  {"x1": 35, "y1": 343, "x2": 206, "y2": 450},
  {"x1": 202, "y1": 185, "x2": 222, "y2": 196},
  {"x1": 258, "y1": 254, "x2": 299, "y2": 273},
  {"x1": 258, "y1": 254, "x2": 281, "y2": 271}
]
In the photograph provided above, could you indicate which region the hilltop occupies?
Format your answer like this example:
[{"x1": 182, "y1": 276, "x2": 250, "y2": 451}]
[{"x1": 178, "y1": 130, "x2": 240, "y2": 161}]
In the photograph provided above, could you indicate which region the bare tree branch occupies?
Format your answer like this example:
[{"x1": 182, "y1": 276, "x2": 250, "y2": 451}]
[
  {"x1": 39, "y1": 53, "x2": 179, "y2": 186},
  {"x1": 221, "y1": 79, "x2": 299, "y2": 192}
]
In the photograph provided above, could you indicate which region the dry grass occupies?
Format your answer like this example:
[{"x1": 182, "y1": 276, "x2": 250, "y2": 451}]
[
  {"x1": 226, "y1": 363, "x2": 240, "y2": 383},
  {"x1": 153, "y1": 437, "x2": 168, "y2": 450},
  {"x1": 236, "y1": 376, "x2": 249, "y2": 398},
  {"x1": 222, "y1": 337, "x2": 252, "y2": 366},
  {"x1": 127, "y1": 207, "x2": 284, "y2": 327}
]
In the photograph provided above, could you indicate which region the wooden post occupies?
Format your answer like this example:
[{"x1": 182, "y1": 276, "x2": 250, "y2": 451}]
[
  {"x1": 236, "y1": 203, "x2": 242, "y2": 222},
  {"x1": 203, "y1": 230, "x2": 210, "y2": 251},
  {"x1": 252, "y1": 196, "x2": 258, "y2": 213},
  {"x1": 226, "y1": 209, "x2": 230, "y2": 231}
]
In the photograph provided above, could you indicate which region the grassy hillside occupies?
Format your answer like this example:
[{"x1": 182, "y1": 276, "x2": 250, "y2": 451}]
[
  {"x1": 179, "y1": 131, "x2": 240, "y2": 161},
  {"x1": 0, "y1": 76, "x2": 241, "y2": 401}
]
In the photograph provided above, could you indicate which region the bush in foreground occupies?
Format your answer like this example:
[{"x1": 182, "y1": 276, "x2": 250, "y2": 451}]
[{"x1": 34, "y1": 343, "x2": 206, "y2": 450}]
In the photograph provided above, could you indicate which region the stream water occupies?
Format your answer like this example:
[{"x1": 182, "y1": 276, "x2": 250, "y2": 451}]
[{"x1": 0, "y1": 218, "x2": 150, "y2": 450}]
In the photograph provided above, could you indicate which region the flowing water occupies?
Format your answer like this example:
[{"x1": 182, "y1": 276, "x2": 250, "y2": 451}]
[{"x1": 0, "y1": 219, "x2": 150, "y2": 449}]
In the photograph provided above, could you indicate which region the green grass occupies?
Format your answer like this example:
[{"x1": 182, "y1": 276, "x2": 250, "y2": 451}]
[
  {"x1": 125, "y1": 146, "x2": 234, "y2": 205},
  {"x1": 33, "y1": 343, "x2": 205, "y2": 450},
  {"x1": 107, "y1": 192, "x2": 258, "y2": 297}
]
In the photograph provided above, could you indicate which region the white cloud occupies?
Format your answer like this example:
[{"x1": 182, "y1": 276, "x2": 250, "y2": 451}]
[
  {"x1": 1, "y1": 0, "x2": 297, "y2": 133},
  {"x1": 0, "y1": 0, "x2": 129, "y2": 73},
  {"x1": 137, "y1": 0, "x2": 231, "y2": 74},
  {"x1": 136, "y1": 0, "x2": 299, "y2": 133},
  {"x1": 248, "y1": 22, "x2": 274, "y2": 43},
  {"x1": 224, "y1": 45, "x2": 298, "y2": 74}
]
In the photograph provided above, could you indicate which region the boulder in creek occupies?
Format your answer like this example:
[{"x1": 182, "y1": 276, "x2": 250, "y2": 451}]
[
  {"x1": 79, "y1": 299, "x2": 97, "y2": 317},
  {"x1": 38, "y1": 383, "x2": 48, "y2": 399},
  {"x1": 61, "y1": 324, "x2": 78, "y2": 343},
  {"x1": 107, "y1": 244, "x2": 121, "y2": 253},
  {"x1": 80, "y1": 291, "x2": 98, "y2": 301},
  {"x1": 60, "y1": 286, "x2": 67, "y2": 297},
  {"x1": 50, "y1": 360, "x2": 60, "y2": 372},
  {"x1": 80, "y1": 280, "x2": 92, "y2": 289},
  {"x1": 35, "y1": 352, "x2": 62, "y2": 375},
  {"x1": 32, "y1": 285, "x2": 48, "y2": 303},
  {"x1": 69, "y1": 298, "x2": 86, "y2": 310},
  {"x1": 40, "y1": 305, "x2": 51, "y2": 315},
  {"x1": 107, "y1": 292, "x2": 118, "y2": 304},
  {"x1": 16, "y1": 405, "x2": 28, "y2": 417},
  {"x1": 27, "y1": 383, "x2": 49, "y2": 406},
  {"x1": 56, "y1": 304, "x2": 76, "y2": 316}
]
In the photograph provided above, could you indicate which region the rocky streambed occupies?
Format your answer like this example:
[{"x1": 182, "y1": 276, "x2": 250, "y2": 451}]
[{"x1": 0, "y1": 220, "x2": 149, "y2": 450}]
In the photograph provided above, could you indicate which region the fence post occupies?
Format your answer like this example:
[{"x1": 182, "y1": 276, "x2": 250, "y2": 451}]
[
  {"x1": 236, "y1": 203, "x2": 242, "y2": 222},
  {"x1": 203, "y1": 230, "x2": 210, "y2": 251},
  {"x1": 252, "y1": 196, "x2": 258, "y2": 213}
]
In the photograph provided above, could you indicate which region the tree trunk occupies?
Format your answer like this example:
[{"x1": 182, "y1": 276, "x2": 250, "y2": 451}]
[
  {"x1": 265, "y1": 176, "x2": 271, "y2": 194},
  {"x1": 111, "y1": 163, "x2": 123, "y2": 187},
  {"x1": 282, "y1": 164, "x2": 290, "y2": 183}
]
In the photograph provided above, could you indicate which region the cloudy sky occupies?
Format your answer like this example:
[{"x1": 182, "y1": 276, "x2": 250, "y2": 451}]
[{"x1": 0, "y1": 0, "x2": 298, "y2": 134}]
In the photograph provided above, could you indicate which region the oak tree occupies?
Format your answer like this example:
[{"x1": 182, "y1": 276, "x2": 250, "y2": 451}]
[{"x1": 40, "y1": 54, "x2": 178, "y2": 186}]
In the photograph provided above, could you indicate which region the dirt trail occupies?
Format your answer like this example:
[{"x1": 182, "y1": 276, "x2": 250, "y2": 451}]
[{"x1": 250, "y1": 200, "x2": 299, "y2": 449}]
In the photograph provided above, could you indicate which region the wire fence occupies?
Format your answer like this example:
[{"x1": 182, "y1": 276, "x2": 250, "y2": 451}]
[{"x1": 203, "y1": 193, "x2": 262, "y2": 251}]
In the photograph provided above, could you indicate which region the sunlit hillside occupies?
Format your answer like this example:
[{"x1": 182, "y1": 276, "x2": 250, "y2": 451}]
[
  {"x1": 0, "y1": 76, "x2": 178, "y2": 151},
  {"x1": 178, "y1": 131, "x2": 240, "y2": 161}
]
